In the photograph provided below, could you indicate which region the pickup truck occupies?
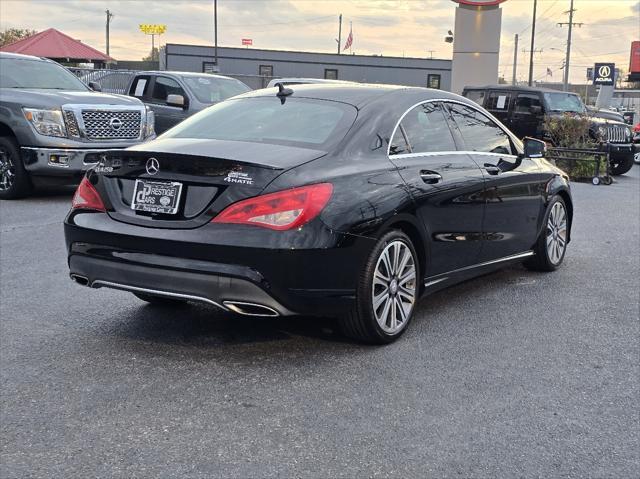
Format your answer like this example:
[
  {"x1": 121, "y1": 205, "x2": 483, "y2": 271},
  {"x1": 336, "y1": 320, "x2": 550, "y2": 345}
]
[
  {"x1": 0, "y1": 52, "x2": 155, "y2": 199},
  {"x1": 124, "y1": 71, "x2": 251, "y2": 134}
]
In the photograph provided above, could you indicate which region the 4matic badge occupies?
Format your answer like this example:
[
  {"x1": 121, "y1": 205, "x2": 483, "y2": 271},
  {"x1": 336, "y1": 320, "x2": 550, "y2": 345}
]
[{"x1": 224, "y1": 170, "x2": 254, "y2": 185}]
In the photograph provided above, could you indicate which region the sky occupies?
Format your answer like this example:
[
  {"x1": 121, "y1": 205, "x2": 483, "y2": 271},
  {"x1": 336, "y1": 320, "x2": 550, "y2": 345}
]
[{"x1": 1, "y1": 0, "x2": 638, "y2": 84}]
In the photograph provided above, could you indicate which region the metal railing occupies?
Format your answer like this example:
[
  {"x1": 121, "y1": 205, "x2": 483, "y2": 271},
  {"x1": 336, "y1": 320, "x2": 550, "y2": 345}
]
[
  {"x1": 67, "y1": 67, "x2": 276, "y2": 93},
  {"x1": 67, "y1": 67, "x2": 136, "y2": 95}
]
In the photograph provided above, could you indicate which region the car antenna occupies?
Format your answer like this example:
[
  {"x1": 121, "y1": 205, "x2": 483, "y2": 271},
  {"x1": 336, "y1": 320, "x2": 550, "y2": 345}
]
[{"x1": 275, "y1": 82, "x2": 293, "y2": 104}]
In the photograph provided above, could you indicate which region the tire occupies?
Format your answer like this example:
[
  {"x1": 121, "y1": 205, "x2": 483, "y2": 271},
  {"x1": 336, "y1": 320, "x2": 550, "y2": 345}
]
[
  {"x1": 340, "y1": 230, "x2": 420, "y2": 344},
  {"x1": 133, "y1": 293, "x2": 188, "y2": 306},
  {"x1": 524, "y1": 196, "x2": 569, "y2": 272},
  {"x1": 0, "y1": 136, "x2": 32, "y2": 200},
  {"x1": 609, "y1": 153, "x2": 634, "y2": 176}
]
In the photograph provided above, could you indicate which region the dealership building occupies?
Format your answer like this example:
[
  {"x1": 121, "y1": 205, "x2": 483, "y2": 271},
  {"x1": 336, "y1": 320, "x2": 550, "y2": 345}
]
[{"x1": 160, "y1": 43, "x2": 452, "y2": 90}]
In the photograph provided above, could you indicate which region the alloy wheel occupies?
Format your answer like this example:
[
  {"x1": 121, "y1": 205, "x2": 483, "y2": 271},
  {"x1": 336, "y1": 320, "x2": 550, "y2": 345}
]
[
  {"x1": 546, "y1": 202, "x2": 567, "y2": 265},
  {"x1": 372, "y1": 240, "x2": 417, "y2": 334},
  {"x1": 0, "y1": 147, "x2": 15, "y2": 192}
]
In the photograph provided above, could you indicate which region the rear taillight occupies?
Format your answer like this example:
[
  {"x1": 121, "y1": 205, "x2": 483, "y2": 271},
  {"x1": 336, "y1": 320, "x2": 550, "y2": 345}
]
[
  {"x1": 212, "y1": 183, "x2": 333, "y2": 230},
  {"x1": 71, "y1": 177, "x2": 106, "y2": 212}
]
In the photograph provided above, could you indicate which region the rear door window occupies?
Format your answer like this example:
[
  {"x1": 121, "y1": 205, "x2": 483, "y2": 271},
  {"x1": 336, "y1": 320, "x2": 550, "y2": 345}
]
[
  {"x1": 447, "y1": 103, "x2": 514, "y2": 155},
  {"x1": 514, "y1": 93, "x2": 542, "y2": 114},
  {"x1": 129, "y1": 75, "x2": 150, "y2": 98},
  {"x1": 486, "y1": 91, "x2": 511, "y2": 112},
  {"x1": 391, "y1": 102, "x2": 457, "y2": 155}
]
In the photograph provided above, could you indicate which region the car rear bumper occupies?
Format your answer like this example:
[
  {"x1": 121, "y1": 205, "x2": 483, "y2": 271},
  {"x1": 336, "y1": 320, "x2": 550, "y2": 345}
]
[
  {"x1": 64, "y1": 212, "x2": 373, "y2": 317},
  {"x1": 68, "y1": 249, "x2": 295, "y2": 316}
]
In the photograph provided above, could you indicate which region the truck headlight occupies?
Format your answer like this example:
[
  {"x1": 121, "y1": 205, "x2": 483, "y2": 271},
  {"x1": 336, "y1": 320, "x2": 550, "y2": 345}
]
[
  {"x1": 145, "y1": 107, "x2": 155, "y2": 138},
  {"x1": 598, "y1": 125, "x2": 608, "y2": 140},
  {"x1": 23, "y1": 108, "x2": 67, "y2": 138}
]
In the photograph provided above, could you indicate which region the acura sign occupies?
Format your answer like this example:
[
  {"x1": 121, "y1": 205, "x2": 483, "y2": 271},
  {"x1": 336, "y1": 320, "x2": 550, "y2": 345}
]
[{"x1": 593, "y1": 63, "x2": 615, "y2": 86}]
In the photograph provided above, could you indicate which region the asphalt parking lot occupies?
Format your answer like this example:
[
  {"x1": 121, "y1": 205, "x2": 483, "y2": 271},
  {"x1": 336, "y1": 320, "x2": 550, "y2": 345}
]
[{"x1": 1, "y1": 166, "x2": 639, "y2": 478}]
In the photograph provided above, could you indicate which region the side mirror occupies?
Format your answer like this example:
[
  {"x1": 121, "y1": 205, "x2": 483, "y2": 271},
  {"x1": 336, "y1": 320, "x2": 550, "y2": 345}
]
[
  {"x1": 88, "y1": 81, "x2": 102, "y2": 92},
  {"x1": 530, "y1": 105, "x2": 542, "y2": 115},
  {"x1": 166, "y1": 94, "x2": 186, "y2": 108},
  {"x1": 523, "y1": 137, "x2": 546, "y2": 158}
]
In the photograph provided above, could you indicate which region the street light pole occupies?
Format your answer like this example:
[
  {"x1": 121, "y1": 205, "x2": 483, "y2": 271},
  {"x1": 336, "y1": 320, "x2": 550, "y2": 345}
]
[
  {"x1": 214, "y1": 0, "x2": 218, "y2": 67},
  {"x1": 528, "y1": 0, "x2": 538, "y2": 86},
  {"x1": 512, "y1": 34, "x2": 518, "y2": 85},
  {"x1": 337, "y1": 14, "x2": 342, "y2": 55}
]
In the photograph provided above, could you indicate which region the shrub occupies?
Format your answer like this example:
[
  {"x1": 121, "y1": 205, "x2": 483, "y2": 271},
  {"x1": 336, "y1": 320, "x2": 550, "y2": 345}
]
[{"x1": 543, "y1": 114, "x2": 596, "y2": 148}]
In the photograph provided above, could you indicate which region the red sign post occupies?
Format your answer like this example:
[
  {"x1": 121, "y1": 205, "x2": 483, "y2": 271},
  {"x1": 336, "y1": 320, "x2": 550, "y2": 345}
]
[{"x1": 241, "y1": 38, "x2": 253, "y2": 46}]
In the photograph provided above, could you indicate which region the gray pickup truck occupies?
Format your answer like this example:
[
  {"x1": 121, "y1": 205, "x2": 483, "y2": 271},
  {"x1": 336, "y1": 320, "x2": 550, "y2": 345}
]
[
  {"x1": 124, "y1": 71, "x2": 250, "y2": 134},
  {"x1": 0, "y1": 52, "x2": 155, "y2": 199}
]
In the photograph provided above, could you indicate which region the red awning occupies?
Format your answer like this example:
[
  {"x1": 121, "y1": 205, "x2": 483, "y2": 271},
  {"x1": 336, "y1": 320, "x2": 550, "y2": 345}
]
[{"x1": 0, "y1": 28, "x2": 112, "y2": 62}]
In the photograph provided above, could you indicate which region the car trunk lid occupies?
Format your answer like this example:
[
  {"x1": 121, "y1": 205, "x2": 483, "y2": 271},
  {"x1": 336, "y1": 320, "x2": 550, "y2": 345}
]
[{"x1": 96, "y1": 138, "x2": 326, "y2": 229}]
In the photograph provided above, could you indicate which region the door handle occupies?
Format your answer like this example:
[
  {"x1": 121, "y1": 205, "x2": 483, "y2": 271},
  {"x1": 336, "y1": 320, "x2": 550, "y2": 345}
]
[
  {"x1": 484, "y1": 163, "x2": 501, "y2": 175},
  {"x1": 420, "y1": 171, "x2": 443, "y2": 184}
]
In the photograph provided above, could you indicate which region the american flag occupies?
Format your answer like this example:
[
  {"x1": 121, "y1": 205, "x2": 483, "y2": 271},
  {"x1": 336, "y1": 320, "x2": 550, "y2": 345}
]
[{"x1": 343, "y1": 23, "x2": 353, "y2": 51}]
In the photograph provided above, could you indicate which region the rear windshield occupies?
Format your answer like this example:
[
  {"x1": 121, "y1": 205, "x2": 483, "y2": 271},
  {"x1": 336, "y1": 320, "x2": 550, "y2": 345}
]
[
  {"x1": 163, "y1": 96, "x2": 357, "y2": 149},
  {"x1": 182, "y1": 76, "x2": 251, "y2": 103},
  {"x1": 0, "y1": 58, "x2": 88, "y2": 91}
]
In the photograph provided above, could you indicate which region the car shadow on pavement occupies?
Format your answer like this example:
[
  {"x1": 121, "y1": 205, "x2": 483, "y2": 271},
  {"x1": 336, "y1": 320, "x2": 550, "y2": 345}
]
[
  {"x1": 108, "y1": 264, "x2": 537, "y2": 356},
  {"x1": 111, "y1": 300, "x2": 352, "y2": 350}
]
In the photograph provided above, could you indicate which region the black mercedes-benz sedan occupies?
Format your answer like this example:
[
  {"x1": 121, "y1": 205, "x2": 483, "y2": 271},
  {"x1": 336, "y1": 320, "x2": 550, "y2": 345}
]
[{"x1": 64, "y1": 83, "x2": 572, "y2": 344}]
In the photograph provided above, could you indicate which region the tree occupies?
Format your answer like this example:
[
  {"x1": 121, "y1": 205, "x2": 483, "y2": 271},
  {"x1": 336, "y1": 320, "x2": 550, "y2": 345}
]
[
  {"x1": 0, "y1": 28, "x2": 37, "y2": 47},
  {"x1": 142, "y1": 47, "x2": 159, "y2": 62}
]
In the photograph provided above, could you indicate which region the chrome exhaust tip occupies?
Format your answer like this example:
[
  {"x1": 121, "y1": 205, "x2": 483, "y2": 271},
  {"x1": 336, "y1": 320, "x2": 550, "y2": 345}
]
[
  {"x1": 70, "y1": 274, "x2": 90, "y2": 287},
  {"x1": 222, "y1": 301, "x2": 279, "y2": 317}
]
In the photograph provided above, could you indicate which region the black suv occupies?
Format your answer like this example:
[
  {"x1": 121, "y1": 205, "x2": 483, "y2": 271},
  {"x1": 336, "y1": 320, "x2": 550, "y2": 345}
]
[{"x1": 462, "y1": 85, "x2": 636, "y2": 175}]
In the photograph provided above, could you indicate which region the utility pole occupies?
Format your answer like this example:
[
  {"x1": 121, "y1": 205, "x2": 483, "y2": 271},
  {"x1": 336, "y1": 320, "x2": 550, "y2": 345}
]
[
  {"x1": 528, "y1": 0, "x2": 538, "y2": 86},
  {"x1": 512, "y1": 34, "x2": 518, "y2": 85},
  {"x1": 214, "y1": 0, "x2": 218, "y2": 67},
  {"x1": 105, "y1": 9, "x2": 113, "y2": 62},
  {"x1": 336, "y1": 14, "x2": 342, "y2": 55},
  {"x1": 558, "y1": 0, "x2": 583, "y2": 91}
]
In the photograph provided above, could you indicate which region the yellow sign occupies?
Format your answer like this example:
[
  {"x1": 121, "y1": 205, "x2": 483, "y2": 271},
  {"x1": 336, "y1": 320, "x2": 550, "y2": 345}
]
[{"x1": 139, "y1": 24, "x2": 167, "y2": 35}]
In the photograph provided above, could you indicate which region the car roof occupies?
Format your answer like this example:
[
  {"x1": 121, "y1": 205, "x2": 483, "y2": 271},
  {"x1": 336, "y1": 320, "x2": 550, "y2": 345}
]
[
  {"x1": 134, "y1": 70, "x2": 239, "y2": 81},
  {"x1": 234, "y1": 83, "x2": 465, "y2": 109},
  {"x1": 463, "y1": 84, "x2": 580, "y2": 95},
  {"x1": 0, "y1": 51, "x2": 49, "y2": 62}
]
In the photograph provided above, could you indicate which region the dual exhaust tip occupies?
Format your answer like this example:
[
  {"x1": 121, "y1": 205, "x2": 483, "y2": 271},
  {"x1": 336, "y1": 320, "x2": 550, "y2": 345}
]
[{"x1": 69, "y1": 274, "x2": 279, "y2": 317}]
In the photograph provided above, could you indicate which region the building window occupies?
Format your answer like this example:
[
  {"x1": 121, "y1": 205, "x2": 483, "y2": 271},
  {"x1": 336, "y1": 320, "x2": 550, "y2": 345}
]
[
  {"x1": 427, "y1": 74, "x2": 441, "y2": 89},
  {"x1": 202, "y1": 62, "x2": 218, "y2": 73},
  {"x1": 259, "y1": 65, "x2": 273, "y2": 77},
  {"x1": 324, "y1": 69, "x2": 338, "y2": 80}
]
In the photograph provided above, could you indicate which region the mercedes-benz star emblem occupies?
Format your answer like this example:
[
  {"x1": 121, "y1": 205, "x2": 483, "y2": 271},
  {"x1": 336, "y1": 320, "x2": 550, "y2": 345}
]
[
  {"x1": 109, "y1": 117, "x2": 123, "y2": 131},
  {"x1": 146, "y1": 158, "x2": 159, "y2": 175}
]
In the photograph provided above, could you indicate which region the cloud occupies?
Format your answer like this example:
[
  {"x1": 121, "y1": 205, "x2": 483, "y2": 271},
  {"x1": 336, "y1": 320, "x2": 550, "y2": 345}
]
[{"x1": 0, "y1": 0, "x2": 635, "y2": 82}]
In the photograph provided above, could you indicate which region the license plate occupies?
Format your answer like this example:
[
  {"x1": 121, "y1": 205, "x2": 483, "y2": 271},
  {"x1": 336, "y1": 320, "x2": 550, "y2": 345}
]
[{"x1": 131, "y1": 179, "x2": 183, "y2": 214}]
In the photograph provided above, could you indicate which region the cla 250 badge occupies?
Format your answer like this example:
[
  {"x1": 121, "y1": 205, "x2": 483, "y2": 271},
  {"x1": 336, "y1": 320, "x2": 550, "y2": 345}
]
[{"x1": 224, "y1": 171, "x2": 254, "y2": 185}]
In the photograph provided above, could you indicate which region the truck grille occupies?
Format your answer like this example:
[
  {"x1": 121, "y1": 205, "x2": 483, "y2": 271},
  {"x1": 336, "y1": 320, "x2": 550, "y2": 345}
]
[
  {"x1": 81, "y1": 110, "x2": 141, "y2": 140},
  {"x1": 606, "y1": 125, "x2": 628, "y2": 144}
]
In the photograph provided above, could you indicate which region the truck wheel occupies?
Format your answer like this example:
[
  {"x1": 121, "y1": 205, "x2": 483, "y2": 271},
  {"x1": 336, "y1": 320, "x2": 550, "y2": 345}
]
[
  {"x1": 609, "y1": 153, "x2": 634, "y2": 176},
  {"x1": 0, "y1": 136, "x2": 32, "y2": 199}
]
